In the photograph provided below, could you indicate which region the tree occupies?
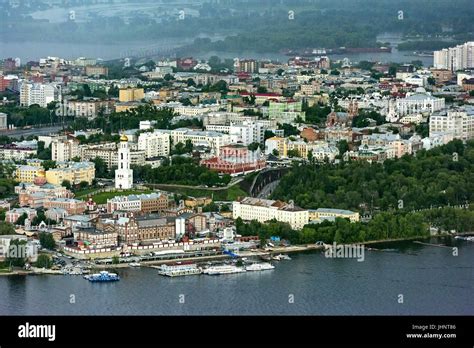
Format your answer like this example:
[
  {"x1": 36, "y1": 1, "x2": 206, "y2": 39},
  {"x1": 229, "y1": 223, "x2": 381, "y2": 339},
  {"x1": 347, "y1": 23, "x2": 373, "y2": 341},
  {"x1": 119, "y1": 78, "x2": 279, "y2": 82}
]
[
  {"x1": 272, "y1": 149, "x2": 279, "y2": 157},
  {"x1": 337, "y1": 140, "x2": 349, "y2": 156},
  {"x1": 42, "y1": 160, "x2": 57, "y2": 171},
  {"x1": 39, "y1": 232, "x2": 55, "y2": 250},
  {"x1": 287, "y1": 149, "x2": 300, "y2": 158},
  {"x1": 35, "y1": 254, "x2": 52, "y2": 269},
  {"x1": 61, "y1": 180, "x2": 71, "y2": 190},
  {"x1": 247, "y1": 142, "x2": 260, "y2": 151},
  {"x1": 112, "y1": 255, "x2": 120, "y2": 264},
  {"x1": 0, "y1": 221, "x2": 15, "y2": 235},
  {"x1": 79, "y1": 181, "x2": 89, "y2": 189},
  {"x1": 92, "y1": 157, "x2": 109, "y2": 178},
  {"x1": 15, "y1": 212, "x2": 28, "y2": 226},
  {"x1": 307, "y1": 150, "x2": 314, "y2": 163}
]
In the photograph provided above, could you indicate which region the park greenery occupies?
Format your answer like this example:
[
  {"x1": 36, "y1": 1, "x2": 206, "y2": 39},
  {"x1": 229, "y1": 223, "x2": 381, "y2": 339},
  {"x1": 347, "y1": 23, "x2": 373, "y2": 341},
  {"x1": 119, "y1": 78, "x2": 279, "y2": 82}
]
[
  {"x1": 132, "y1": 156, "x2": 231, "y2": 187},
  {"x1": 271, "y1": 140, "x2": 474, "y2": 213},
  {"x1": 236, "y1": 204, "x2": 474, "y2": 245}
]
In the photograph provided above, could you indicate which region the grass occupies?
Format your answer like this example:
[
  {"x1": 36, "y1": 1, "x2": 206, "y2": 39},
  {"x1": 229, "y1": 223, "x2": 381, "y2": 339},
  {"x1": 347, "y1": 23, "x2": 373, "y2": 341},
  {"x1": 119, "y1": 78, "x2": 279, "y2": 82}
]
[
  {"x1": 156, "y1": 184, "x2": 247, "y2": 201},
  {"x1": 74, "y1": 187, "x2": 100, "y2": 199},
  {"x1": 89, "y1": 189, "x2": 153, "y2": 204}
]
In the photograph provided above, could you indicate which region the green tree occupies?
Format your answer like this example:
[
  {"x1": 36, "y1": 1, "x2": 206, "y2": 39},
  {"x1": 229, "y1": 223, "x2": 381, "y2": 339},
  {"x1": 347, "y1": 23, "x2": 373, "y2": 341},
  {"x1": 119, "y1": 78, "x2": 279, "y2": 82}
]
[
  {"x1": 15, "y1": 212, "x2": 28, "y2": 226},
  {"x1": 42, "y1": 160, "x2": 57, "y2": 171},
  {"x1": 35, "y1": 254, "x2": 52, "y2": 269},
  {"x1": 61, "y1": 180, "x2": 72, "y2": 190},
  {"x1": 112, "y1": 255, "x2": 120, "y2": 264},
  {"x1": 39, "y1": 232, "x2": 56, "y2": 250},
  {"x1": 0, "y1": 221, "x2": 15, "y2": 234}
]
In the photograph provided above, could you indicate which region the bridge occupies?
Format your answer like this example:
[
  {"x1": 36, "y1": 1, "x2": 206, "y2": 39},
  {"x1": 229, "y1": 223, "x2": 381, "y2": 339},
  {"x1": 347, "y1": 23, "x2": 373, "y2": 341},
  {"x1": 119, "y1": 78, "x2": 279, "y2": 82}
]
[{"x1": 249, "y1": 168, "x2": 289, "y2": 198}]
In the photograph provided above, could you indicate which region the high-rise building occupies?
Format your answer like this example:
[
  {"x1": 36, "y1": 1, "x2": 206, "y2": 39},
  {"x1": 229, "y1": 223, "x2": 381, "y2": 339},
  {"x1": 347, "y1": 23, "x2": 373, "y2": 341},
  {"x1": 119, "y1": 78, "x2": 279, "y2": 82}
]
[
  {"x1": 433, "y1": 42, "x2": 474, "y2": 71},
  {"x1": 137, "y1": 131, "x2": 170, "y2": 158},
  {"x1": 115, "y1": 134, "x2": 133, "y2": 189},
  {"x1": 237, "y1": 59, "x2": 259, "y2": 73},
  {"x1": 51, "y1": 135, "x2": 80, "y2": 162},
  {"x1": 119, "y1": 88, "x2": 145, "y2": 102},
  {"x1": 20, "y1": 82, "x2": 61, "y2": 108}
]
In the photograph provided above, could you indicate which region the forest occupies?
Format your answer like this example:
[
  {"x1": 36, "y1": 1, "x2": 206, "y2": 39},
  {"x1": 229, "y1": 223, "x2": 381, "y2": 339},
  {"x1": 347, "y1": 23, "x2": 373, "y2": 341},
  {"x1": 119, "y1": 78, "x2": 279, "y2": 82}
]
[{"x1": 271, "y1": 140, "x2": 474, "y2": 214}]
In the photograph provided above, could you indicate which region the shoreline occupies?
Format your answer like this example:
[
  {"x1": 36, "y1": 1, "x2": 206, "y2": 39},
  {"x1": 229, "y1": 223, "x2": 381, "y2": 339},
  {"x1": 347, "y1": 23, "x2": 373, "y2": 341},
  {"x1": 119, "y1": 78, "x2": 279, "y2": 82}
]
[{"x1": 1, "y1": 232, "x2": 472, "y2": 276}]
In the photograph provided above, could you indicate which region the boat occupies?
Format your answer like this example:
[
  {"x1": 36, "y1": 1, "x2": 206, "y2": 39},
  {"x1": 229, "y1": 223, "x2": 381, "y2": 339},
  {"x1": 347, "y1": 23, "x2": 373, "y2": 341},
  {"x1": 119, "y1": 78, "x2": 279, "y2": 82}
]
[
  {"x1": 129, "y1": 262, "x2": 141, "y2": 267},
  {"x1": 158, "y1": 263, "x2": 202, "y2": 277},
  {"x1": 203, "y1": 265, "x2": 246, "y2": 275},
  {"x1": 455, "y1": 236, "x2": 474, "y2": 241},
  {"x1": 245, "y1": 262, "x2": 275, "y2": 272},
  {"x1": 273, "y1": 254, "x2": 291, "y2": 261},
  {"x1": 84, "y1": 271, "x2": 120, "y2": 282}
]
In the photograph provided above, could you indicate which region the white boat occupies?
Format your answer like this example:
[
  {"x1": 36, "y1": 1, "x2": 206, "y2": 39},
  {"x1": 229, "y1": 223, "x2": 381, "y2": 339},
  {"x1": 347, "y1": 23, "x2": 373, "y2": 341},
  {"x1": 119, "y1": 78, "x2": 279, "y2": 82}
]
[
  {"x1": 203, "y1": 265, "x2": 246, "y2": 275},
  {"x1": 158, "y1": 264, "x2": 202, "y2": 277},
  {"x1": 273, "y1": 254, "x2": 291, "y2": 261},
  {"x1": 245, "y1": 262, "x2": 275, "y2": 272},
  {"x1": 129, "y1": 262, "x2": 141, "y2": 267}
]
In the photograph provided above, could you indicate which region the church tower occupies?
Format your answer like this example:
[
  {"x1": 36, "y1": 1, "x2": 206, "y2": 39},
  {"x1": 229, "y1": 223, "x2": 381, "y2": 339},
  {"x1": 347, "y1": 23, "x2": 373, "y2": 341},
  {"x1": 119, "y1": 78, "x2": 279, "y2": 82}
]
[{"x1": 115, "y1": 134, "x2": 133, "y2": 189}]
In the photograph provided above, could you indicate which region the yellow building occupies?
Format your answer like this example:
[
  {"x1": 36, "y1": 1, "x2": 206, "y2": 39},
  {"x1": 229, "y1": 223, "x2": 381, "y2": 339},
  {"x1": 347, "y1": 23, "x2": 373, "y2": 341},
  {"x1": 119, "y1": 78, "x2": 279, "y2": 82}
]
[
  {"x1": 265, "y1": 136, "x2": 288, "y2": 157},
  {"x1": 119, "y1": 88, "x2": 145, "y2": 102},
  {"x1": 115, "y1": 102, "x2": 143, "y2": 113},
  {"x1": 308, "y1": 208, "x2": 360, "y2": 223},
  {"x1": 288, "y1": 140, "x2": 308, "y2": 158},
  {"x1": 15, "y1": 166, "x2": 45, "y2": 183},
  {"x1": 46, "y1": 162, "x2": 95, "y2": 186}
]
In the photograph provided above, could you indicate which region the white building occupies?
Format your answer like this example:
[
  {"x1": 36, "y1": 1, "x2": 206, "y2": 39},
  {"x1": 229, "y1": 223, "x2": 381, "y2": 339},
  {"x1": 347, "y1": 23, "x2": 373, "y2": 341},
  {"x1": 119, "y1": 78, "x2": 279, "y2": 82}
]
[
  {"x1": 51, "y1": 135, "x2": 80, "y2": 162},
  {"x1": 137, "y1": 131, "x2": 170, "y2": 158},
  {"x1": 20, "y1": 82, "x2": 61, "y2": 108},
  {"x1": 168, "y1": 128, "x2": 232, "y2": 155},
  {"x1": 233, "y1": 197, "x2": 309, "y2": 230},
  {"x1": 206, "y1": 120, "x2": 265, "y2": 146},
  {"x1": 430, "y1": 107, "x2": 474, "y2": 142},
  {"x1": 389, "y1": 90, "x2": 445, "y2": 121},
  {"x1": 115, "y1": 134, "x2": 133, "y2": 189},
  {"x1": 0, "y1": 113, "x2": 7, "y2": 130}
]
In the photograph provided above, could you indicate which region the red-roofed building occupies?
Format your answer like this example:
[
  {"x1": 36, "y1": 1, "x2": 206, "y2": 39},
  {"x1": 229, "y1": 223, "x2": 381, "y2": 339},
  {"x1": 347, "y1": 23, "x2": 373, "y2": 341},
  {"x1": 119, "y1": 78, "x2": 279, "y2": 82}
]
[{"x1": 200, "y1": 144, "x2": 266, "y2": 175}]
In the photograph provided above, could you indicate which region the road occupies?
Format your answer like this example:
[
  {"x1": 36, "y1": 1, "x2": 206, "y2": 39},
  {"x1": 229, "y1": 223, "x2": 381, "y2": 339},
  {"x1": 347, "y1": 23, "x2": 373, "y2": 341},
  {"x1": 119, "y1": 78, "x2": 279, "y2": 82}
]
[
  {"x1": 257, "y1": 180, "x2": 280, "y2": 199},
  {"x1": 0, "y1": 126, "x2": 63, "y2": 139}
]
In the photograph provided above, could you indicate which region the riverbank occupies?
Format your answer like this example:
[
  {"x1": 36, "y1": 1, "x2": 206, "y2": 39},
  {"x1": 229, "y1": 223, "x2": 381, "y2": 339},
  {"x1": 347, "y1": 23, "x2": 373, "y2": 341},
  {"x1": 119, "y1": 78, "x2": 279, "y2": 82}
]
[{"x1": 1, "y1": 232, "x2": 471, "y2": 276}]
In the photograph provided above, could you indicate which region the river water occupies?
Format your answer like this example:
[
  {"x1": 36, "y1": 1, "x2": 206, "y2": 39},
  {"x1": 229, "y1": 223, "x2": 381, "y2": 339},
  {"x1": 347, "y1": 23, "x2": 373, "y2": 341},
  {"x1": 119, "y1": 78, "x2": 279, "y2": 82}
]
[{"x1": 1, "y1": 237, "x2": 472, "y2": 315}]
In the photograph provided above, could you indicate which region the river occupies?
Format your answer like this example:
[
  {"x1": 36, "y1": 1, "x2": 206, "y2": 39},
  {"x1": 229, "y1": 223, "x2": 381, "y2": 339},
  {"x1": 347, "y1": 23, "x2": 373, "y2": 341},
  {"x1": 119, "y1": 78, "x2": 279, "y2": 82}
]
[{"x1": 1, "y1": 237, "x2": 472, "y2": 315}]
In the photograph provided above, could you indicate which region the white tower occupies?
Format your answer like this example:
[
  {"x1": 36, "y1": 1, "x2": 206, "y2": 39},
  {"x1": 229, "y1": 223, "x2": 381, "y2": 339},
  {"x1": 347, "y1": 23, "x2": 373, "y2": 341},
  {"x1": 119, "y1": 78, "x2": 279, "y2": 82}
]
[{"x1": 115, "y1": 134, "x2": 133, "y2": 189}]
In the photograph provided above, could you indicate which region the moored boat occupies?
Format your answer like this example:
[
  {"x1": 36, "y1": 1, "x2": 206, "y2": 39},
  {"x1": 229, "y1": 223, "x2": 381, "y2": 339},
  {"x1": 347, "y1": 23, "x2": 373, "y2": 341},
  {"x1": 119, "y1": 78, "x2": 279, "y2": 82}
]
[
  {"x1": 84, "y1": 271, "x2": 120, "y2": 282},
  {"x1": 245, "y1": 262, "x2": 275, "y2": 272},
  {"x1": 158, "y1": 263, "x2": 202, "y2": 277},
  {"x1": 203, "y1": 265, "x2": 246, "y2": 275}
]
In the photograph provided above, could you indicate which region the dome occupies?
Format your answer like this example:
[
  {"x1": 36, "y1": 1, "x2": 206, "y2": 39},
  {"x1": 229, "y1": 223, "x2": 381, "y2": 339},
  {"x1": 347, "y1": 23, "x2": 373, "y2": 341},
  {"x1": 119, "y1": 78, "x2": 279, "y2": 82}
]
[{"x1": 120, "y1": 134, "x2": 128, "y2": 142}]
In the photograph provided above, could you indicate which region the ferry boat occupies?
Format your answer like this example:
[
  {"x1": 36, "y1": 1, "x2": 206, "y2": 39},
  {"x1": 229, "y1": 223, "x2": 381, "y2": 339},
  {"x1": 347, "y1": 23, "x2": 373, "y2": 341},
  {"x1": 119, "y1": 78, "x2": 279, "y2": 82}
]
[
  {"x1": 245, "y1": 262, "x2": 275, "y2": 272},
  {"x1": 158, "y1": 263, "x2": 202, "y2": 277},
  {"x1": 84, "y1": 271, "x2": 120, "y2": 282},
  {"x1": 203, "y1": 265, "x2": 246, "y2": 275}
]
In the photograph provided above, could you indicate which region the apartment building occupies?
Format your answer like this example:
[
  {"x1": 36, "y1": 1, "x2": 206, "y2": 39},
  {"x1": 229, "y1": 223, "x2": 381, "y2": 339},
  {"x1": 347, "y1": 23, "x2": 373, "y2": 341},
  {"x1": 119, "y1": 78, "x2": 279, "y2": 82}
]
[
  {"x1": 45, "y1": 162, "x2": 95, "y2": 186},
  {"x1": 20, "y1": 82, "x2": 61, "y2": 107},
  {"x1": 430, "y1": 107, "x2": 474, "y2": 141},
  {"x1": 51, "y1": 135, "x2": 80, "y2": 162},
  {"x1": 137, "y1": 131, "x2": 171, "y2": 158},
  {"x1": 233, "y1": 197, "x2": 309, "y2": 230}
]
